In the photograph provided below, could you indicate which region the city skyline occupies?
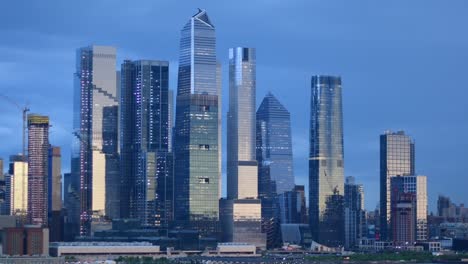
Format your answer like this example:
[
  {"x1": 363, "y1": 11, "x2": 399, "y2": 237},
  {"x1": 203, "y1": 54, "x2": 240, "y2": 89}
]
[{"x1": 1, "y1": 1, "x2": 468, "y2": 212}]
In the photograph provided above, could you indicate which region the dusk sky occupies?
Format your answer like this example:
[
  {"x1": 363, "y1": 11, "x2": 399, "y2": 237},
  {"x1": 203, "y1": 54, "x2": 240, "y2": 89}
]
[{"x1": 0, "y1": 0, "x2": 467, "y2": 211}]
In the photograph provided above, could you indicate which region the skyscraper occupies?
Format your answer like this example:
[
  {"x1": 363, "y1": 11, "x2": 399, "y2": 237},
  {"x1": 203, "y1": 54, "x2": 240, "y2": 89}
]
[
  {"x1": 7, "y1": 155, "x2": 28, "y2": 219},
  {"x1": 27, "y1": 114, "x2": 49, "y2": 226},
  {"x1": 390, "y1": 175, "x2": 427, "y2": 241},
  {"x1": 174, "y1": 9, "x2": 220, "y2": 236},
  {"x1": 256, "y1": 92, "x2": 294, "y2": 197},
  {"x1": 256, "y1": 92, "x2": 293, "y2": 248},
  {"x1": 120, "y1": 60, "x2": 171, "y2": 228},
  {"x1": 227, "y1": 47, "x2": 257, "y2": 200},
  {"x1": 309, "y1": 75, "x2": 345, "y2": 247},
  {"x1": 103, "y1": 105, "x2": 120, "y2": 220},
  {"x1": 222, "y1": 47, "x2": 265, "y2": 248},
  {"x1": 73, "y1": 45, "x2": 117, "y2": 235},
  {"x1": 48, "y1": 146, "x2": 63, "y2": 241},
  {"x1": 344, "y1": 176, "x2": 365, "y2": 249},
  {"x1": 380, "y1": 131, "x2": 415, "y2": 241}
]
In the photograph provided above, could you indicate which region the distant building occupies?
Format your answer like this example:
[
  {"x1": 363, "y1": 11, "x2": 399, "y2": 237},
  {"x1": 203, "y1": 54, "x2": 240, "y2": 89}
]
[
  {"x1": 344, "y1": 176, "x2": 365, "y2": 249},
  {"x1": 277, "y1": 187, "x2": 306, "y2": 224},
  {"x1": 6, "y1": 155, "x2": 28, "y2": 220},
  {"x1": 390, "y1": 175, "x2": 428, "y2": 241},
  {"x1": 27, "y1": 114, "x2": 49, "y2": 227},
  {"x1": 2, "y1": 226, "x2": 49, "y2": 256},
  {"x1": 380, "y1": 131, "x2": 415, "y2": 240},
  {"x1": 48, "y1": 146, "x2": 63, "y2": 242},
  {"x1": 309, "y1": 75, "x2": 345, "y2": 247},
  {"x1": 391, "y1": 192, "x2": 416, "y2": 245},
  {"x1": 280, "y1": 224, "x2": 313, "y2": 248},
  {"x1": 437, "y1": 195, "x2": 468, "y2": 221}
]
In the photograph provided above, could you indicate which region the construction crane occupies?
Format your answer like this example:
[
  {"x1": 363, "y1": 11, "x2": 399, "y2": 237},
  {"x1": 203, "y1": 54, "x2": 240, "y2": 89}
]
[{"x1": 0, "y1": 94, "x2": 30, "y2": 221}]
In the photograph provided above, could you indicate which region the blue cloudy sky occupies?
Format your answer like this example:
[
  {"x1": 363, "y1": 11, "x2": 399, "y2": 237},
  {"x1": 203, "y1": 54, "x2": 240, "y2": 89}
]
[{"x1": 0, "y1": 0, "x2": 467, "y2": 211}]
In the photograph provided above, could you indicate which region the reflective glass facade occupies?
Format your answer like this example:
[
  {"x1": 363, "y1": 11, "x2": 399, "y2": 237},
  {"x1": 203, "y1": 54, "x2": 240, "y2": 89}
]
[
  {"x1": 309, "y1": 75, "x2": 344, "y2": 247},
  {"x1": 174, "y1": 94, "x2": 219, "y2": 234},
  {"x1": 227, "y1": 47, "x2": 257, "y2": 199},
  {"x1": 8, "y1": 155, "x2": 28, "y2": 220},
  {"x1": 174, "y1": 10, "x2": 220, "y2": 236},
  {"x1": 379, "y1": 131, "x2": 415, "y2": 240},
  {"x1": 120, "y1": 60, "x2": 171, "y2": 228},
  {"x1": 344, "y1": 176, "x2": 365, "y2": 249},
  {"x1": 27, "y1": 114, "x2": 49, "y2": 227},
  {"x1": 73, "y1": 45, "x2": 117, "y2": 235},
  {"x1": 256, "y1": 93, "x2": 294, "y2": 197}
]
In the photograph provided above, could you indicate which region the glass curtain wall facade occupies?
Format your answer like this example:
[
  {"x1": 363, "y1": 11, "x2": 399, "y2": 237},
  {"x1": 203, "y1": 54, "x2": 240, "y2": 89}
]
[
  {"x1": 227, "y1": 47, "x2": 257, "y2": 199},
  {"x1": 379, "y1": 131, "x2": 415, "y2": 241},
  {"x1": 120, "y1": 60, "x2": 171, "y2": 228},
  {"x1": 8, "y1": 155, "x2": 28, "y2": 220},
  {"x1": 223, "y1": 47, "x2": 265, "y2": 248},
  {"x1": 344, "y1": 176, "x2": 365, "y2": 249},
  {"x1": 309, "y1": 75, "x2": 345, "y2": 247},
  {"x1": 256, "y1": 92, "x2": 293, "y2": 248},
  {"x1": 174, "y1": 9, "x2": 220, "y2": 236},
  {"x1": 73, "y1": 45, "x2": 117, "y2": 235},
  {"x1": 256, "y1": 92, "x2": 294, "y2": 196},
  {"x1": 27, "y1": 114, "x2": 49, "y2": 227}
]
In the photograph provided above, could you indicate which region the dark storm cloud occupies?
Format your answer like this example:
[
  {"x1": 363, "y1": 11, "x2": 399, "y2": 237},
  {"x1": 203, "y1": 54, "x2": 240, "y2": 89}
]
[{"x1": 1, "y1": 0, "x2": 467, "y2": 210}]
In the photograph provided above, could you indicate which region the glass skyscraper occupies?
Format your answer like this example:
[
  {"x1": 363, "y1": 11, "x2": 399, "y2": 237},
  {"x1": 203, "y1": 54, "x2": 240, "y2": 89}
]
[
  {"x1": 174, "y1": 9, "x2": 220, "y2": 236},
  {"x1": 256, "y1": 92, "x2": 294, "y2": 197},
  {"x1": 256, "y1": 92, "x2": 293, "y2": 248},
  {"x1": 27, "y1": 114, "x2": 49, "y2": 227},
  {"x1": 380, "y1": 131, "x2": 415, "y2": 241},
  {"x1": 309, "y1": 75, "x2": 344, "y2": 247},
  {"x1": 73, "y1": 45, "x2": 118, "y2": 235},
  {"x1": 120, "y1": 60, "x2": 171, "y2": 228},
  {"x1": 227, "y1": 47, "x2": 257, "y2": 200},
  {"x1": 222, "y1": 47, "x2": 265, "y2": 248}
]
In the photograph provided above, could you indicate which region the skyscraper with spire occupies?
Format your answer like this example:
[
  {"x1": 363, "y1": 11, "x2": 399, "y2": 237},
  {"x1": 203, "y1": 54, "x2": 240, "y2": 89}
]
[{"x1": 174, "y1": 9, "x2": 221, "y2": 236}]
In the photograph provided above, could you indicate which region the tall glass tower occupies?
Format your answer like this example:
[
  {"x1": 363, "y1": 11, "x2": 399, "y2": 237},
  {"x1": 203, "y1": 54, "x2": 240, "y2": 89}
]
[
  {"x1": 256, "y1": 92, "x2": 293, "y2": 248},
  {"x1": 174, "y1": 9, "x2": 220, "y2": 236},
  {"x1": 256, "y1": 92, "x2": 294, "y2": 196},
  {"x1": 120, "y1": 60, "x2": 171, "y2": 228},
  {"x1": 222, "y1": 47, "x2": 265, "y2": 248},
  {"x1": 27, "y1": 114, "x2": 49, "y2": 227},
  {"x1": 379, "y1": 131, "x2": 415, "y2": 241},
  {"x1": 73, "y1": 45, "x2": 117, "y2": 235},
  {"x1": 227, "y1": 47, "x2": 257, "y2": 200},
  {"x1": 309, "y1": 75, "x2": 345, "y2": 247}
]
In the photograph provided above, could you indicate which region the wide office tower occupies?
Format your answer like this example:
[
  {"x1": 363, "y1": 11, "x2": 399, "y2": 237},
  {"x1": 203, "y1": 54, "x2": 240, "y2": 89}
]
[
  {"x1": 256, "y1": 93, "x2": 295, "y2": 196},
  {"x1": 7, "y1": 155, "x2": 28, "y2": 219},
  {"x1": 73, "y1": 45, "x2": 117, "y2": 235},
  {"x1": 344, "y1": 176, "x2": 365, "y2": 249},
  {"x1": 174, "y1": 9, "x2": 221, "y2": 236},
  {"x1": 309, "y1": 75, "x2": 345, "y2": 247},
  {"x1": 390, "y1": 175, "x2": 427, "y2": 242},
  {"x1": 27, "y1": 114, "x2": 49, "y2": 226},
  {"x1": 379, "y1": 131, "x2": 415, "y2": 241},
  {"x1": 120, "y1": 60, "x2": 171, "y2": 228},
  {"x1": 48, "y1": 146, "x2": 63, "y2": 241}
]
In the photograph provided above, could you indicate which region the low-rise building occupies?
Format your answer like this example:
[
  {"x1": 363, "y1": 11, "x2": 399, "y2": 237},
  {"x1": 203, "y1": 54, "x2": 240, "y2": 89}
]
[{"x1": 49, "y1": 242, "x2": 161, "y2": 257}]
